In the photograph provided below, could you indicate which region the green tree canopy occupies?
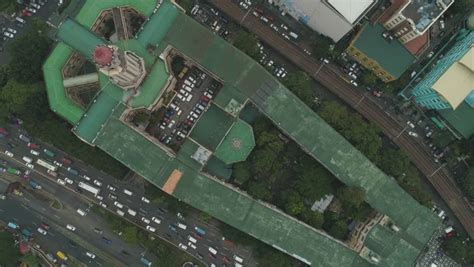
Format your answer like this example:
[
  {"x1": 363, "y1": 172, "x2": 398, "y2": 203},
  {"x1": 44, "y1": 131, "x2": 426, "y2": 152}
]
[
  {"x1": 461, "y1": 169, "x2": 474, "y2": 201},
  {"x1": 295, "y1": 162, "x2": 335, "y2": 202},
  {"x1": 337, "y1": 186, "x2": 366, "y2": 209},
  {"x1": 232, "y1": 161, "x2": 252, "y2": 185},
  {"x1": 310, "y1": 35, "x2": 333, "y2": 59},
  {"x1": 233, "y1": 30, "x2": 260, "y2": 60},
  {"x1": 328, "y1": 220, "x2": 348, "y2": 240},
  {"x1": 283, "y1": 71, "x2": 313, "y2": 106},
  {"x1": 122, "y1": 226, "x2": 139, "y2": 244},
  {"x1": 247, "y1": 180, "x2": 272, "y2": 201},
  {"x1": 300, "y1": 207, "x2": 324, "y2": 229},
  {"x1": 379, "y1": 148, "x2": 410, "y2": 177},
  {"x1": 444, "y1": 236, "x2": 474, "y2": 264},
  {"x1": 283, "y1": 190, "x2": 305, "y2": 216}
]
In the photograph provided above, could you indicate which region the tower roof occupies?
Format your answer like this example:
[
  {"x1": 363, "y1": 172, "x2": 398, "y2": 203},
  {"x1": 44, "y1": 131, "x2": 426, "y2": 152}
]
[{"x1": 93, "y1": 45, "x2": 113, "y2": 66}]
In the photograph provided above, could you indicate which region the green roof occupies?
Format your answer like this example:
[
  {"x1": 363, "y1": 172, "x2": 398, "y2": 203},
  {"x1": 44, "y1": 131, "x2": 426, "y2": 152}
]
[
  {"x1": 439, "y1": 102, "x2": 474, "y2": 138},
  {"x1": 214, "y1": 119, "x2": 255, "y2": 164},
  {"x1": 57, "y1": 18, "x2": 105, "y2": 59},
  {"x1": 43, "y1": 1, "x2": 441, "y2": 266},
  {"x1": 352, "y1": 23, "x2": 415, "y2": 78}
]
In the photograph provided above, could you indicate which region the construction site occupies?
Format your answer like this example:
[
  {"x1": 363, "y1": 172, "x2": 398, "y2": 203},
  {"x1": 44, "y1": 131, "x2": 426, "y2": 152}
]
[{"x1": 43, "y1": 0, "x2": 442, "y2": 266}]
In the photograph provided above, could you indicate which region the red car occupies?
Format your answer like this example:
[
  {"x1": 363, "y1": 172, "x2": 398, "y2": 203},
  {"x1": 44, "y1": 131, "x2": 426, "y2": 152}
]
[
  {"x1": 27, "y1": 142, "x2": 39, "y2": 149},
  {"x1": 40, "y1": 222, "x2": 50, "y2": 230},
  {"x1": 0, "y1": 128, "x2": 8, "y2": 135},
  {"x1": 22, "y1": 10, "x2": 33, "y2": 17},
  {"x1": 222, "y1": 256, "x2": 231, "y2": 264},
  {"x1": 60, "y1": 157, "x2": 72, "y2": 165}
]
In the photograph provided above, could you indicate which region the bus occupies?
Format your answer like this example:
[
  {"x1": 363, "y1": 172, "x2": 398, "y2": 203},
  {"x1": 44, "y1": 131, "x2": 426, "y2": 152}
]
[
  {"x1": 36, "y1": 159, "x2": 57, "y2": 172},
  {"x1": 78, "y1": 182, "x2": 100, "y2": 196}
]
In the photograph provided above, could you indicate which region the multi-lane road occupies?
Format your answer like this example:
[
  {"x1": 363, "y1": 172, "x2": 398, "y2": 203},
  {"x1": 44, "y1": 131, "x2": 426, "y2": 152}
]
[
  {"x1": 208, "y1": 0, "x2": 474, "y2": 238},
  {"x1": 0, "y1": 126, "x2": 252, "y2": 266}
]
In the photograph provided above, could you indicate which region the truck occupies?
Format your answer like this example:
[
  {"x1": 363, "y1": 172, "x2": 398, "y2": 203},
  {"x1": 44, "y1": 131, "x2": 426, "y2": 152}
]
[
  {"x1": 194, "y1": 226, "x2": 206, "y2": 236},
  {"x1": 36, "y1": 159, "x2": 58, "y2": 172},
  {"x1": 78, "y1": 182, "x2": 100, "y2": 196},
  {"x1": 7, "y1": 167, "x2": 21, "y2": 175},
  {"x1": 140, "y1": 257, "x2": 152, "y2": 267},
  {"x1": 42, "y1": 148, "x2": 55, "y2": 157},
  {"x1": 7, "y1": 222, "x2": 19, "y2": 229},
  {"x1": 67, "y1": 167, "x2": 78, "y2": 176},
  {"x1": 29, "y1": 180, "x2": 42, "y2": 189}
]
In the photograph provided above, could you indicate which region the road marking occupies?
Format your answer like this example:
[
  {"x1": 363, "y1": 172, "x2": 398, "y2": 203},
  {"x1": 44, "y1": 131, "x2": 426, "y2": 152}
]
[
  {"x1": 125, "y1": 199, "x2": 132, "y2": 203},
  {"x1": 54, "y1": 214, "x2": 61, "y2": 219}
]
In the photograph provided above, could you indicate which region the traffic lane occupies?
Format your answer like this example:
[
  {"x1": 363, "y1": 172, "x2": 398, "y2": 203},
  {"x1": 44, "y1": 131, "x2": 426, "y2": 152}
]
[
  {"x1": 1, "y1": 129, "x2": 246, "y2": 265},
  {"x1": 0, "y1": 155, "x2": 142, "y2": 266},
  {"x1": 0, "y1": 192, "x2": 104, "y2": 266}
]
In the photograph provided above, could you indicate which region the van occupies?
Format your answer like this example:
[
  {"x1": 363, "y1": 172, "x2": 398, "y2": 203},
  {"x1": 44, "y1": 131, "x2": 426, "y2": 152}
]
[
  {"x1": 76, "y1": 209, "x2": 86, "y2": 216},
  {"x1": 233, "y1": 255, "x2": 244, "y2": 263},
  {"x1": 15, "y1": 17, "x2": 26, "y2": 24},
  {"x1": 22, "y1": 156, "x2": 33, "y2": 164},
  {"x1": 127, "y1": 209, "x2": 137, "y2": 216},
  {"x1": 117, "y1": 209, "x2": 125, "y2": 216},
  {"x1": 188, "y1": 235, "x2": 197, "y2": 244},
  {"x1": 123, "y1": 189, "x2": 133, "y2": 196},
  {"x1": 177, "y1": 222, "x2": 187, "y2": 230}
]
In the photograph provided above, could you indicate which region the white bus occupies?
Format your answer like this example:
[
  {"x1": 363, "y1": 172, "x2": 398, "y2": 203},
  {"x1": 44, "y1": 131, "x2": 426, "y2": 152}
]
[
  {"x1": 78, "y1": 182, "x2": 100, "y2": 196},
  {"x1": 36, "y1": 159, "x2": 58, "y2": 172}
]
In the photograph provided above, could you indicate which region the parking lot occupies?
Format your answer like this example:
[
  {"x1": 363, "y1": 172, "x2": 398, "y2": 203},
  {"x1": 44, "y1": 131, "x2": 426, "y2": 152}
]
[{"x1": 151, "y1": 65, "x2": 221, "y2": 150}]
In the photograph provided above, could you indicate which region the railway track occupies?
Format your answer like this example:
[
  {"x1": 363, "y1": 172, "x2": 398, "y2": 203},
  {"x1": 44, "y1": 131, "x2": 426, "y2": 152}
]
[{"x1": 209, "y1": 0, "x2": 474, "y2": 237}]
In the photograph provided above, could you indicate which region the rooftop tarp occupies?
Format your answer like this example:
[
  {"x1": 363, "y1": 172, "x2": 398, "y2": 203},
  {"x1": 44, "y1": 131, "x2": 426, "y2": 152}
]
[{"x1": 352, "y1": 23, "x2": 415, "y2": 78}]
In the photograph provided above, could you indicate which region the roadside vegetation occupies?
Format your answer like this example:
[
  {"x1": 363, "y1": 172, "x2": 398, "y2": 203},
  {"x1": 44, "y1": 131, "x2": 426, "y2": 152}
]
[
  {"x1": 0, "y1": 231, "x2": 21, "y2": 266},
  {"x1": 0, "y1": 20, "x2": 129, "y2": 178},
  {"x1": 92, "y1": 205, "x2": 202, "y2": 267},
  {"x1": 443, "y1": 234, "x2": 474, "y2": 265}
]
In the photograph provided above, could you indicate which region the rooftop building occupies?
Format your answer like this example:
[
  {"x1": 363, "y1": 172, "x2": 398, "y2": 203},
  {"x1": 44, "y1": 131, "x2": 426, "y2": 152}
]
[
  {"x1": 346, "y1": 23, "x2": 416, "y2": 82},
  {"x1": 271, "y1": 0, "x2": 376, "y2": 42},
  {"x1": 43, "y1": 0, "x2": 440, "y2": 265},
  {"x1": 383, "y1": 0, "x2": 453, "y2": 44}
]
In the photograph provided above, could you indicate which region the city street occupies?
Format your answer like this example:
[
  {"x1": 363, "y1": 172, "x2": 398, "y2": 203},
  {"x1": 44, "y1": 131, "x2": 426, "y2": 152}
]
[
  {"x1": 208, "y1": 0, "x2": 474, "y2": 239},
  {"x1": 0, "y1": 125, "x2": 253, "y2": 267}
]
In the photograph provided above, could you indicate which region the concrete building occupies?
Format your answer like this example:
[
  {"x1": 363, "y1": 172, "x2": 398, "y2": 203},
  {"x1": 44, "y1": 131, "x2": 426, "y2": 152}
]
[
  {"x1": 271, "y1": 0, "x2": 376, "y2": 42},
  {"x1": 383, "y1": 0, "x2": 454, "y2": 44},
  {"x1": 93, "y1": 45, "x2": 146, "y2": 90},
  {"x1": 410, "y1": 30, "x2": 474, "y2": 138},
  {"x1": 346, "y1": 23, "x2": 415, "y2": 82}
]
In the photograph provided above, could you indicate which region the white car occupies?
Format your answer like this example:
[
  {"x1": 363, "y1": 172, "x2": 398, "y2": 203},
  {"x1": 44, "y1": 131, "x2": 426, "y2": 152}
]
[
  {"x1": 93, "y1": 179, "x2": 102, "y2": 187},
  {"x1": 408, "y1": 131, "x2": 418, "y2": 137},
  {"x1": 3, "y1": 32, "x2": 13, "y2": 38},
  {"x1": 113, "y1": 201, "x2": 124, "y2": 209},
  {"x1": 188, "y1": 242, "x2": 197, "y2": 249},
  {"x1": 406, "y1": 121, "x2": 415, "y2": 129},
  {"x1": 107, "y1": 185, "x2": 116, "y2": 191},
  {"x1": 30, "y1": 150, "x2": 39, "y2": 156},
  {"x1": 37, "y1": 227, "x2": 47, "y2": 235},
  {"x1": 141, "y1": 196, "x2": 150, "y2": 204},
  {"x1": 146, "y1": 225, "x2": 156, "y2": 232},
  {"x1": 6, "y1": 28, "x2": 17, "y2": 34},
  {"x1": 85, "y1": 251, "x2": 96, "y2": 259},
  {"x1": 5, "y1": 150, "x2": 13, "y2": 157},
  {"x1": 26, "y1": 7, "x2": 37, "y2": 13},
  {"x1": 64, "y1": 177, "x2": 73, "y2": 184},
  {"x1": 30, "y1": 3, "x2": 41, "y2": 9},
  {"x1": 152, "y1": 217, "x2": 161, "y2": 224},
  {"x1": 82, "y1": 175, "x2": 91, "y2": 181},
  {"x1": 141, "y1": 217, "x2": 150, "y2": 224},
  {"x1": 96, "y1": 195, "x2": 104, "y2": 201},
  {"x1": 178, "y1": 243, "x2": 187, "y2": 250},
  {"x1": 99, "y1": 201, "x2": 107, "y2": 208},
  {"x1": 57, "y1": 178, "x2": 66, "y2": 185},
  {"x1": 26, "y1": 163, "x2": 34, "y2": 169},
  {"x1": 53, "y1": 160, "x2": 63, "y2": 167},
  {"x1": 66, "y1": 224, "x2": 76, "y2": 231}
]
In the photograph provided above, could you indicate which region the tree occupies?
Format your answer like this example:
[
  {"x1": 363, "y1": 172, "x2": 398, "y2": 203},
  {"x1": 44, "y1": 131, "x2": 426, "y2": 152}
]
[
  {"x1": 132, "y1": 112, "x2": 149, "y2": 125},
  {"x1": 318, "y1": 101, "x2": 350, "y2": 130},
  {"x1": 233, "y1": 30, "x2": 259, "y2": 60},
  {"x1": 247, "y1": 180, "x2": 272, "y2": 201},
  {"x1": 361, "y1": 71, "x2": 379, "y2": 87},
  {"x1": 8, "y1": 19, "x2": 52, "y2": 83},
  {"x1": 337, "y1": 186, "x2": 365, "y2": 209},
  {"x1": 328, "y1": 220, "x2": 348, "y2": 240},
  {"x1": 294, "y1": 163, "x2": 335, "y2": 202},
  {"x1": 121, "y1": 226, "x2": 139, "y2": 244},
  {"x1": 20, "y1": 253, "x2": 39, "y2": 267},
  {"x1": 0, "y1": 0, "x2": 18, "y2": 13},
  {"x1": 283, "y1": 190, "x2": 305, "y2": 216},
  {"x1": 443, "y1": 236, "x2": 474, "y2": 265},
  {"x1": 0, "y1": 232, "x2": 21, "y2": 266},
  {"x1": 310, "y1": 35, "x2": 334, "y2": 59},
  {"x1": 0, "y1": 80, "x2": 38, "y2": 115},
  {"x1": 461, "y1": 169, "x2": 474, "y2": 201},
  {"x1": 233, "y1": 161, "x2": 252, "y2": 185},
  {"x1": 283, "y1": 71, "x2": 313, "y2": 106},
  {"x1": 379, "y1": 148, "x2": 410, "y2": 177},
  {"x1": 300, "y1": 207, "x2": 324, "y2": 229}
]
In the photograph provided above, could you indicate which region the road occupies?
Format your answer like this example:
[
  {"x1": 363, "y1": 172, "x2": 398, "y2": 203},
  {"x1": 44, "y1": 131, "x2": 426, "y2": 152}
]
[
  {"x1": 0, "y1": 158, "x2": 148, "y2": 266},
  {"x1": 208, "y1": 0, "x2": 474, "y2": 238},
  {"x1": 0, "y1": 0, "x2": 60, "y2": 65},
  {"x1": 0, "y1": 126, "x2": 253, "y2": 267}
]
